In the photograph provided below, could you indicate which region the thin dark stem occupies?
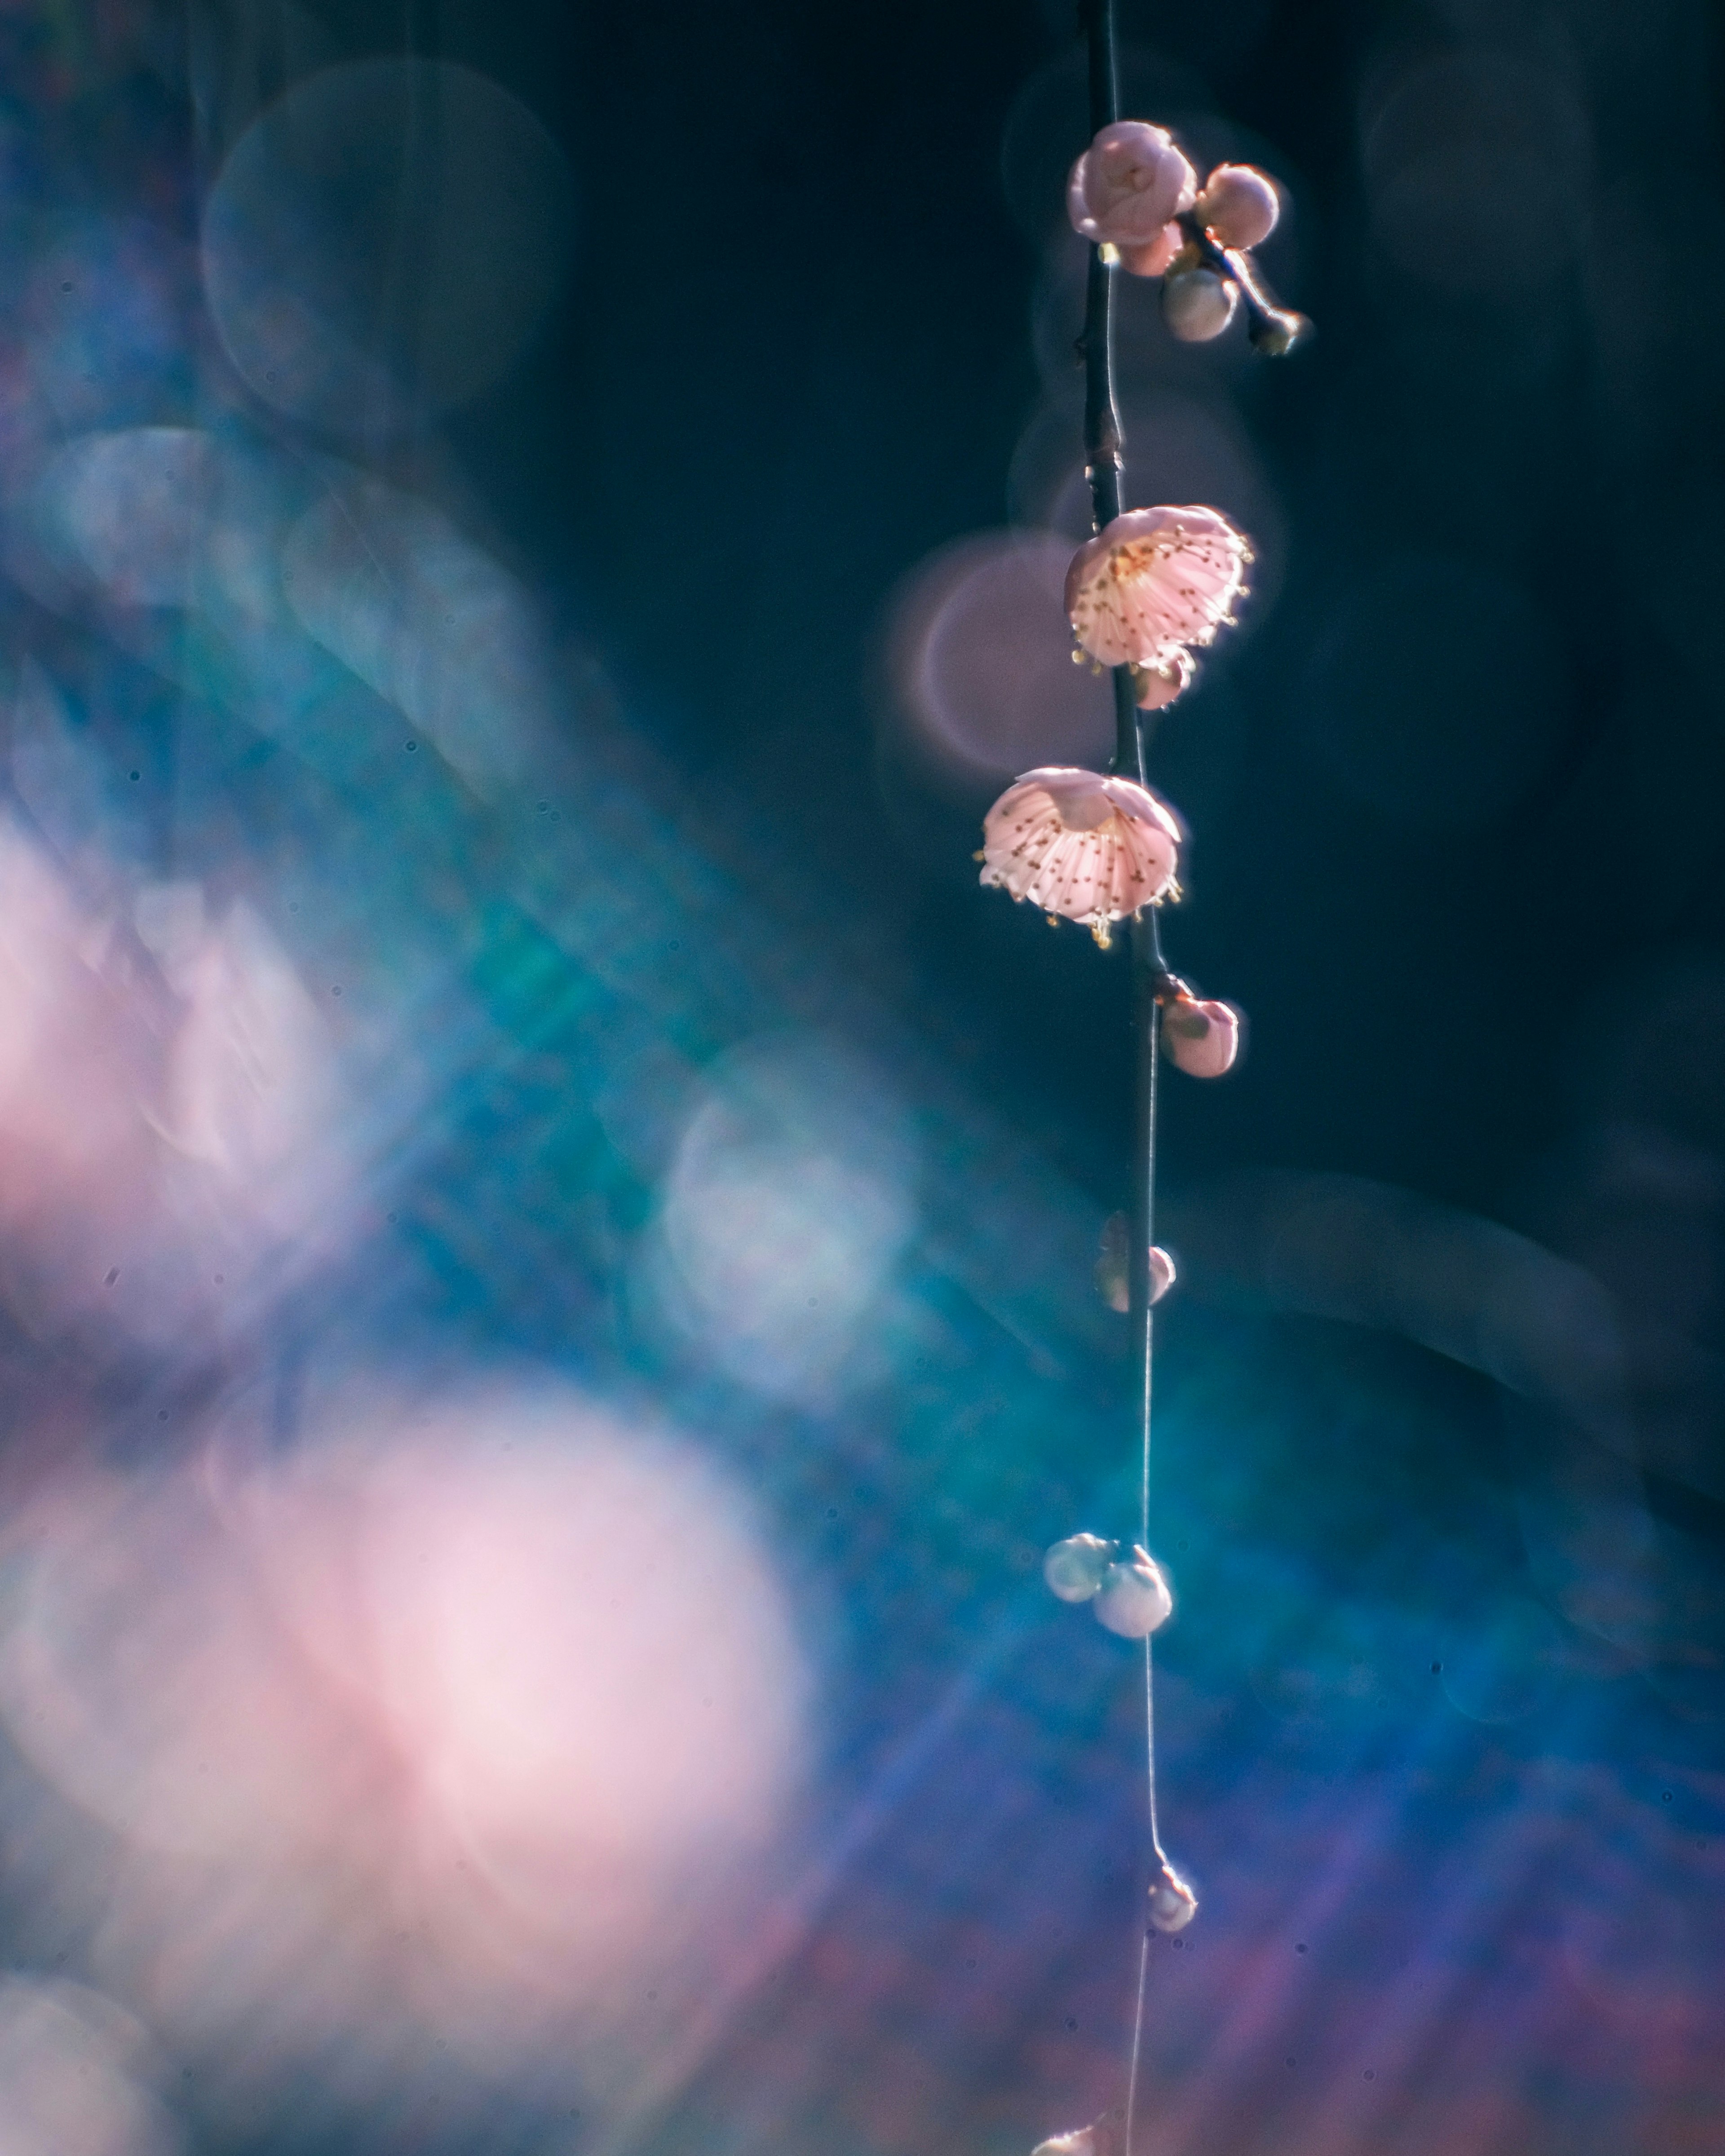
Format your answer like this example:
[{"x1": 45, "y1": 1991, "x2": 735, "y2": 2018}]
[{"x1": 1079, "y1": 2, "x2": 1169, "y2": 2149}]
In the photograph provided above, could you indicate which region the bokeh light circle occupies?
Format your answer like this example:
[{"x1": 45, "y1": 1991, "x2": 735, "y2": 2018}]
[
  {"x1": 203, "y1": 60, "x2": 575, "y2": 434},
  {"x1": 657, "y1": 1034, "x2": 918, "y2": 1399},
  {"x1": 886, "y1": 530, "x2": 1113, "y2": 776}
]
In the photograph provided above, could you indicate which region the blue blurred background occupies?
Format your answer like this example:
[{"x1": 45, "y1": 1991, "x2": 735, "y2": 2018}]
[{"x1": 0, "y1": 3, "x2": 1718, "y2": 2153}]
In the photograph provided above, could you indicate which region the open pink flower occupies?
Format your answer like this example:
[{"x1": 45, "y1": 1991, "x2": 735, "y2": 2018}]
[
  {"x1": 1162, "y1": 995, "x2": 1241, "y2": 1078},
  {"x1": 1066, "y1": 122, "x2": 1196, "y2": 248},
  {"x1": 980, "y1": 767, "x2": 1180, "y2": 945},
  {"x1": 1065, "y1": 506, "x2": 1250, "y2": 669}
]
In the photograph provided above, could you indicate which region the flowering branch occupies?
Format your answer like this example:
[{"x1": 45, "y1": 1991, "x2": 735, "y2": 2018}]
[{"x1": 999, "y1": 6, "x2": 1309, "y2": 2153}]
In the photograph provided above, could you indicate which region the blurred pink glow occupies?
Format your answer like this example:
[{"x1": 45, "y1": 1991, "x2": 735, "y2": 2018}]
[
  {"x1": 887, "y1": 531, "x2": 1114, "y2": 775},
  {"x1": 0, "y1": 1976, "x2": 182, "y2": 2156},
  {"x1": 0, "y1": 1390, "x2": 808, "y2": 2098},
  {"x1": 0, "y1": 823, "x2": 347, "y2": 1342}
]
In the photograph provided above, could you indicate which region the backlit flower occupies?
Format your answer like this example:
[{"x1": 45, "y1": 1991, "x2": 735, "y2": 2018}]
[
  {"x1": 1194, "y1": 163, "x2": 1280, "y2": 250},
  {"x1": 1161, "y1": 994, "x2": 1241, "y2": 1078},
  {"x1": 1065, "y1": 506, "x2": 1250, "y2": 670},
  {"x1": 980, "y1": 766, "x2": 1180, "y2": 945},
  {"x1": 1066, "y1": 122, "x2": 1196, "y2": 249}
]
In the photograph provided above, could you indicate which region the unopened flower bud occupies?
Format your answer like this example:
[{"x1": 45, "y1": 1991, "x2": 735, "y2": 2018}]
[
  {"x1": 1162, "y1": 267, "x2": 1238, "y2": 343},
  {"x1": 1195, "y1": 163, "x2": 1280, "y2": 250},
  {"x1": 1096, "y1": 1214, "x2": 1176, "y2": 1311},
  {"x1": 1044, "y1": 1532, "x2": 1116, "y2": 1603},
  {"x1": 1148, "y1": 1861, "x2": 1199, "y2": 1933},
  {"x1": 1129, "y1": 651, "x2": 1194, "y2": 710},
  {"x1": 1067, "y1": 122, "x2": 1197, "y2": 249},
  {"x1": 1161, "y1": 996, "x2": 1241, "y2": 1078},
  {"x1": 1117, "y1": 222, "x2": 1183, "y2": 278},
  {"x1": 1092, "y1": 1546, "x2": 1173, "y2": 1638}
]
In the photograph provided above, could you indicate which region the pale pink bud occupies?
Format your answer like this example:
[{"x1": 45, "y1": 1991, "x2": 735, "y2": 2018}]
[
  {"x1": 1148, "y1": 1862, "x2": 1199, "y2": 1933},
  {"x1": 1117, "y1": 222, "x2": 1184, "y2": 278},
  {"x1": 1066, "y1": 122, "x2": 1197, "y2": 249},
  {"x1": 980, "y1": 766, "x2": 1181, "y2": 944},
  {"x1": 1162, "y1": 996, "x2": 1241, "y2": 1078},
  {"x1": 1065, "y1": 506, "x2": 1251, "y2": 670},
  {"x1": 1043, "y1": 1532, "x2": 1115, "y2": 1603},
  {"x1": 1130, "y1": 650, "x2": 1194, "y2": 710},
  {"x1": 1092, "y1": 1546, "x2": 1174, "y2": 1638},
  {"x1": 1195, "y1": 163, "x2": 1280, "y2": 250},
  {"x1": 1096, "y1": 1212, "x2": 1175, "y2": 1312},
  {"x1": 1162, "y1": 266, "x2": 1238, "y2": 341}
]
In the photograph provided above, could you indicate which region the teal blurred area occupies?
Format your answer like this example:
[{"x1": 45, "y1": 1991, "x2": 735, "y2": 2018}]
[{"x1": 0, "y1": 5, "x2": 1716, "y2": 2155}]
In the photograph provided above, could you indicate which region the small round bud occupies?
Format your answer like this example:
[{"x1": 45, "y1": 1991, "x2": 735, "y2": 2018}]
[
  {"x1": 1161, "y1": 996, "x2": 1241, "y2": 1078},
  {"x1": 1148, "y1": 1863, "x2": 1199, "y2": 1933},
  {"x1": 1044, "y1": 1532, "x2": 1116, "y2": 1604},
  {"x1": 1092, "y1": 1546, "x2": 1173, "y2": 1638},
  {"x1": 1117, "y1": 222, "x2": 1183, "y2": 278},
  {"x1": 1095, "y1": 1216, "x2": 1175, "y2": 1312},
  {"x1": 1161, "y1": 268, "x2": 1238, "y2": 343},
  {"x1": 1129, "y1": 651, "x2": 1193, "y2": 710},
  {"x1": 1195, "y1": 163, "x2": 1280, "y2": 250}
]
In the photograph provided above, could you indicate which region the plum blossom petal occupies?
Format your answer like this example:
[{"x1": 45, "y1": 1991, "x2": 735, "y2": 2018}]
[
  {"x1": 1066, "y1": 122, "x2": 1197, "y2": 248},
  {"x1": 1093, "y1": 1546, "x2": 1174, "y2": 1638},
  {"x1": 1065, "y1": 506, "x2": 1251, "y2": 670},
  {"x1": 1195, "y1": 163, "x2": 1280, "y2": 250},
  {"x1": 1118, "y1": 223, "x2": 1184, "y2": 278},
  {"x1": 980, "y1": 766, "x2": 1181, "y2": 944},
  {"x1": 1162, "y1": 995, "x2": 1241, "y2": 1078}
]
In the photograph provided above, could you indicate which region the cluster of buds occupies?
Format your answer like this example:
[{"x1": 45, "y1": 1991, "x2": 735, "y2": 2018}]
[
  {"x1": 1043, "y1": 1533, "x2": 1173, "y2": 1638},
  {"x1": 1066, "y1": 120, "x2": 1307, "y2": 352}
]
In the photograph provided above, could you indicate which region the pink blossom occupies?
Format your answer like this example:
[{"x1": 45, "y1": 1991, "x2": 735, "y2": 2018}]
[
  {"x1": 1162, "y1": 995, "x2": 1241, "y2": 1078},
  {"x1": 1092, "y1": 1546, "x2": 1174, "y2": 1638},
  {"x1": 1195, "y1": 163, "x2": 1280, "y2": 250},
  {"x1": 1066, "y1": 122, "x2": 1196, "y2": 248},
  {"x1": 1118, "y1": 223, "x2": 1183, "y2": 278},
  {"x1": 980, "y1": 766, "x2": 1180, "y2": 945},
  {"x1": 1065, "y1": 506, "x2": 1251, "y2": 669}
]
